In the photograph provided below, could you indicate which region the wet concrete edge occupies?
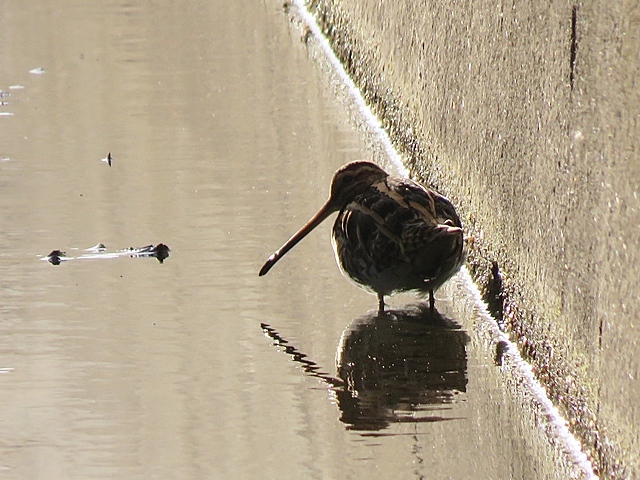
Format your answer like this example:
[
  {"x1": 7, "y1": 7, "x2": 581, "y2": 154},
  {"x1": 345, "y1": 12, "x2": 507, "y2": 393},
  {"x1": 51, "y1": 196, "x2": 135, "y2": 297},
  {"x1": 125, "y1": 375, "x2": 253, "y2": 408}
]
[{"x1": 293, "y1": 0, "x2": 638, "y2": 478}]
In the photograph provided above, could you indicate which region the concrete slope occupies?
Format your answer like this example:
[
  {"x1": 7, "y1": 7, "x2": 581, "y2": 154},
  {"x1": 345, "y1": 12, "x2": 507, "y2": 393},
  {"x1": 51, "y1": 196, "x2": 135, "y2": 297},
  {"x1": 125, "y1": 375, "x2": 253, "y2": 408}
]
[{"x1": 307, "y1": 1, "x2": 640, "y2": 477}]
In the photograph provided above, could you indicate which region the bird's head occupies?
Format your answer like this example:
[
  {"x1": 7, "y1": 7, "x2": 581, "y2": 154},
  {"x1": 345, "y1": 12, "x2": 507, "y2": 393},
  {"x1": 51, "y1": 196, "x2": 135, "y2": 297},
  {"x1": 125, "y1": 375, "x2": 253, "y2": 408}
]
[
  {"x1": 327, "y1": 161, "x2": 388, "y2": 210},
  {"x1": 259, "y1": 160, "x2": 389, "y2": 277}
]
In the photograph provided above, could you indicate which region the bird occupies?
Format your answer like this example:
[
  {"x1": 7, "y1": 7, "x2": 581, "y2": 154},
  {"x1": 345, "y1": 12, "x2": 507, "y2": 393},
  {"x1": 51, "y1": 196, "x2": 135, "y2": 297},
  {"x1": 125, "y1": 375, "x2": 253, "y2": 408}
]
[{"x1": 259, "y1": 161, "x2": 464, "y2": 313}]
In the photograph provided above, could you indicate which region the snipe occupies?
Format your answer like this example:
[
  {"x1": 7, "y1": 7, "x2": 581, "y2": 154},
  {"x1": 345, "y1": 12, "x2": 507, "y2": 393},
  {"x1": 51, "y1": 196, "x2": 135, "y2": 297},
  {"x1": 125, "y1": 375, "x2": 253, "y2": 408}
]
[{"x1": 259, "y1": 161, "x2": 464, "y2": 313}]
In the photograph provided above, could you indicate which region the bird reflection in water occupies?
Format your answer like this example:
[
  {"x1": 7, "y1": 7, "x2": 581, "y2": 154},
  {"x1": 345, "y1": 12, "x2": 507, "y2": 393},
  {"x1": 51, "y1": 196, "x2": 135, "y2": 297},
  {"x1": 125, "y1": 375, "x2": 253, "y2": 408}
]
[
  {"x1": 261, "y1": 304, "x2": 468, "y2": 432},
  {"x1": 337, "y1": 305, "x2": 468, "y2": 430}
]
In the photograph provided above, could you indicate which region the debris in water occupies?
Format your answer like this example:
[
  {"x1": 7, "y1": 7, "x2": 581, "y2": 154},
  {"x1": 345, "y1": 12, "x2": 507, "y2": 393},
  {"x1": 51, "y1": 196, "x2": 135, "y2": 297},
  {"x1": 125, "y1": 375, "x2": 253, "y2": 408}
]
[
  {"x1": 152, "y1": 243, "x2": 170, "y2": 263},
  {"x1": 100, "y1": 152, "x2": 112, "y2": 167},
  {"x1": 47, "y1": 250, "x2": 66, "y2": 265},
  {"x1": 127, "y1": 243, "x2": 171, "y2": 263},
  {"x1": 44, "y1": 243, "x2": 169, "y2": 264},
  {"x1": 85, "y1": 243, "x2": 107, "y2": 252}
]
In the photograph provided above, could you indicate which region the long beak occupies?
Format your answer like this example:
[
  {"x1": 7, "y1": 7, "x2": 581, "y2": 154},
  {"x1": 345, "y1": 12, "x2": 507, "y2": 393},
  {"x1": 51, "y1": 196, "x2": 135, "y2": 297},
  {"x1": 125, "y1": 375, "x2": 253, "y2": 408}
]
[{"x1": 259, "y1": 200, "x2": 336, "y2": 276}]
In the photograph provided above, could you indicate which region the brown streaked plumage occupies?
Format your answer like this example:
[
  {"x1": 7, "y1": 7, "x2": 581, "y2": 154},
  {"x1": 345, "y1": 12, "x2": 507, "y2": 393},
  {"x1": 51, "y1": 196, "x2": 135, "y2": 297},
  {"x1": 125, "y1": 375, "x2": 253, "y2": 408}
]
[{"x1": 259, "y1": 161, "x2": 464, "y2": 313}]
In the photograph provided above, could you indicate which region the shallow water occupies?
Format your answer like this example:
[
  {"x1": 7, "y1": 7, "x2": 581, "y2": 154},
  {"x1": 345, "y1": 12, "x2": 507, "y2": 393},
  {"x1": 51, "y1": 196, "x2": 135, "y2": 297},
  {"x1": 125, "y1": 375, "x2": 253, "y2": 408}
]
[{"x1": 0, "y1": 1, "x2": 594, "y2": 479}]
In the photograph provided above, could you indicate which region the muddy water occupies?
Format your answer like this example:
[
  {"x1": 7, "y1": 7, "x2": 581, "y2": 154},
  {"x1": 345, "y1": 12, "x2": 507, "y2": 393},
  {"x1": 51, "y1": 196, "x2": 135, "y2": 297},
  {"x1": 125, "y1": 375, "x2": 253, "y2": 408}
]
[{"x1": 0, "y1": 1, "x2": 593, "y2": 479}]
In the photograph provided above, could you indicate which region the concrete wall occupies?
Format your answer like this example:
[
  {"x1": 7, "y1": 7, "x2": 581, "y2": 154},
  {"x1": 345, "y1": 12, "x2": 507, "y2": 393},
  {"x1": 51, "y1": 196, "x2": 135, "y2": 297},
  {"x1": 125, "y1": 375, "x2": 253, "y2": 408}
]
[{"x1": 308, "y1": 0, "x2": 640, "y2": 477}]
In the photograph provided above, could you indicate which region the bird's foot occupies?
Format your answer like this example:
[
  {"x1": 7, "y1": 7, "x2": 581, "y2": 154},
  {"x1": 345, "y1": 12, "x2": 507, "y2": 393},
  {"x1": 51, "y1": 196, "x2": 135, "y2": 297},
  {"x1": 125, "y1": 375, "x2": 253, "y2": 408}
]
[{"x1": 377, "y1": 294, "x2": 386, "y2": 315}]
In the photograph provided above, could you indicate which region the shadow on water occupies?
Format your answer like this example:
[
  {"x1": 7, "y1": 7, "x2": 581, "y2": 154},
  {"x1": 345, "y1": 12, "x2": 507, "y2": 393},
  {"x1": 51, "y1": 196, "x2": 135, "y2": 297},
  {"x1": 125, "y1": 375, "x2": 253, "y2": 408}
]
[{"x1": 261, "y1": 303, "x2": 469, "y2": 433}]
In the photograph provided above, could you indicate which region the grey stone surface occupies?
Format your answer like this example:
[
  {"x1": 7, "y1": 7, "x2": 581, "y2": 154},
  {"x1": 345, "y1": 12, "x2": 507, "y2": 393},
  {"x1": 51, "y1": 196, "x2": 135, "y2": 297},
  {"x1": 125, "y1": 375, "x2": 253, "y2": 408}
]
[{"x1": 307, "y1": 0, "x2": 640, "y2": 477}]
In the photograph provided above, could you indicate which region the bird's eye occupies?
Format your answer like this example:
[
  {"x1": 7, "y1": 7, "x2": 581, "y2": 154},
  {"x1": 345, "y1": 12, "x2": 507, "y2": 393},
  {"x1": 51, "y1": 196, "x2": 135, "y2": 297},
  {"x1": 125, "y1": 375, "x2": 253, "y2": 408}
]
[{"x1": 342, "y1": 175, "x2": 354, "y2": 185}]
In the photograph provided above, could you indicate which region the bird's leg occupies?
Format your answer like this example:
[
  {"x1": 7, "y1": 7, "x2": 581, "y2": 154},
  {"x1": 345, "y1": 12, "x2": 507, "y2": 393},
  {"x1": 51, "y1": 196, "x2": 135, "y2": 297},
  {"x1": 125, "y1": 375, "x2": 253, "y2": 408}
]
[
  {"x1": 377, "y1": 293, "x2": 385, "y2": 314},
  {"x1": 429, "y1": 289, "x2": 435, "y2": 313}
]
